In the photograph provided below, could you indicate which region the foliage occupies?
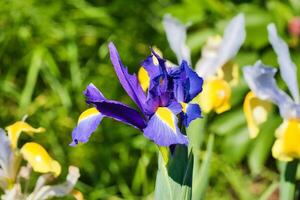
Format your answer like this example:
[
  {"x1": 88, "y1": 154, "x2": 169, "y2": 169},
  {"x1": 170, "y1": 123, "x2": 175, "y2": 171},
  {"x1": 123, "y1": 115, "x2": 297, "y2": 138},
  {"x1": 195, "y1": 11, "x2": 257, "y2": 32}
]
[{"x1": 1, "y1": 0, "x2": 300, "y2": 199}]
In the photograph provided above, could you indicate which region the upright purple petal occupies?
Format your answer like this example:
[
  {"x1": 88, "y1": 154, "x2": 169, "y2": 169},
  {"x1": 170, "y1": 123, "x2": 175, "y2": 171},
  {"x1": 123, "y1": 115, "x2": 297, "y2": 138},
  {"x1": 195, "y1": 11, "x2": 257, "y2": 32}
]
[
  {"x1": 169, "y1": 61, "x2": 203, "y2": 103},
  {"x1": 108, "y1": 42, "x2": 147, "y2": 113},
  {"x1": 181, "y1": 61, "x2": 203, "y2": 102},
  {"x1": 92, "y1": 99, "x2": 147, "y2": 130}
]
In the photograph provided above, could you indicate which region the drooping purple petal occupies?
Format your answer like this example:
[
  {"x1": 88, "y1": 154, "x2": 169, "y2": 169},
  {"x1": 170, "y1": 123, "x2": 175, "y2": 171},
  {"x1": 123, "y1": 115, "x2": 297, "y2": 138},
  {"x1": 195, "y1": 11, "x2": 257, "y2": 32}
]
[
  {"x1": 70, "y1": 108, "x2": 103, "y2": 146},
  {"x1": 143, "y1": 103, "x2": 188, "y2": 146},
  {"x1": 92, "y1": 99, "x2": 147, "y2": 130},
  {"x1": 108, "y1": 42, "x2": 147, "y2": 113}
]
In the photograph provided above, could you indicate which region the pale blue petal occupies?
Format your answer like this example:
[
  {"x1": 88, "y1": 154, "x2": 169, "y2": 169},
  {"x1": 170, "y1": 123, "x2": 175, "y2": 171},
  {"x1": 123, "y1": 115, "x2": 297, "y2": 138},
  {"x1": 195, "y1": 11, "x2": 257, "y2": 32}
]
[
  {"x1": 0, "y1": 129, "x2": 14, "y2": 186},
  {"x1": 243, "y1": 61, "x2": 300, "y2": 119},
  {"x1": 163, "y1": 14, "x2": 191, "y2": 64},
  {"x1": 267, "y1": 23, "x2": 300, "y2": 103},
  {"x1": 196, "y1": 13, "x2": 245, "y2": 78}
]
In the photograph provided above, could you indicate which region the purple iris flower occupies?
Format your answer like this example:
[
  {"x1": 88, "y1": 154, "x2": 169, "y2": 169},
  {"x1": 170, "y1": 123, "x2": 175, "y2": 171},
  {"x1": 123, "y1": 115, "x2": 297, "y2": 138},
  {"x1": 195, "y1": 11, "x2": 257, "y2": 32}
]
[{"x1": 71, "y1": 42, "x2": 203, "y2": 147}]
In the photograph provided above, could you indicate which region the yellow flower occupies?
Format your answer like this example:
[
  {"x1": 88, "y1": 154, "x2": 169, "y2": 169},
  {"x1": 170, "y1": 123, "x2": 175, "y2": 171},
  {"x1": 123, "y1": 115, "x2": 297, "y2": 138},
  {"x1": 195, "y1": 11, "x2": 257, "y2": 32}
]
[
  {"x1": 217, "y1": 61, "x2": 239, "y2": 86},
  {"x1": 243, "y1": 91, "x2": 272, "y2": 138},
  {"x1": 5, "y1": 121, "x2": 45, "y2": 149},
  {"x1": 198, "y1": 77, "x2": 231, "y2": 114},
  {"x1": 20, "y1": 142, "x2": 61, "y2": 177},
  {"x1": 272, "y1": 120, "x2": 300, "y2": 161}
]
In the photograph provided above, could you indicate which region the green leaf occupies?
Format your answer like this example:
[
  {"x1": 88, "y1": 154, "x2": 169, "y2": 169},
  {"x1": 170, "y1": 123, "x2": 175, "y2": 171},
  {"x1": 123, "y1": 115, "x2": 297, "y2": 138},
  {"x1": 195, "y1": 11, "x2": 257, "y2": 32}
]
[
  {"x1": 210, "y1": 108, "x2": 246, "y2": 136},
  {"x1": 155, "y1": 145, "x2": 193, "y2": 200},
  {"x1": 222, "y1": 126, "x2": 251, "y2": 163},
  {"x1": 279, "y1": 160, "x2": 298, "y2": 200},
  {"x1": 247, "y1": 116, "x2": 281, "y2": 175},
  {"x1": 192, "y1": 133, "x2": 214, "y2": 200},
  {"x1": 19, "y1": 47, "x2": 44, "y2": 111}
]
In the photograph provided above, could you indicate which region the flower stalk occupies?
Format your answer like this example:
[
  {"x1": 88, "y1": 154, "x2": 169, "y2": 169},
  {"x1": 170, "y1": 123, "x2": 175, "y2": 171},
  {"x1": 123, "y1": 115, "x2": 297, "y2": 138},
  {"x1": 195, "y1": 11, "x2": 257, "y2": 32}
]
[{"x1": 280, "y1": 160, "x2": 298, "y2": 200}]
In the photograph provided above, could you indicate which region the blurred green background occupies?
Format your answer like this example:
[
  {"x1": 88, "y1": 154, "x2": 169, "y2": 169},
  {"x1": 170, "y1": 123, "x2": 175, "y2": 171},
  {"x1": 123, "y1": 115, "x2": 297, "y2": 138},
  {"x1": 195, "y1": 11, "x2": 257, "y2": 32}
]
[{"x1": 1, "y1": 0, "x2": 300, "y2": 199}]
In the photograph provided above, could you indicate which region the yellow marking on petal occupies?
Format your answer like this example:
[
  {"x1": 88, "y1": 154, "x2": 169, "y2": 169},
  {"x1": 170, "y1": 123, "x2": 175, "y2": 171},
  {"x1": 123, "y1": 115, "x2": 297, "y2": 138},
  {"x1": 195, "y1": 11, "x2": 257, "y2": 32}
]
[
  {"x1": 243, "y1": 91, "x2": 272, "y2": 138},
  {"x1": 217, "y1": 61, "x2": 239, "y2": 86},
  {"x1": 198, "y1": 77, "x2": 231, "y2": 114},
  {"x1": 180, "y1": 102, "x2": 188, "y2": 113},
  {"x1": 158, "y1": 146, "x2": 169, "y2": 164},
  {"x1": 156, "y1": 107, "x2": 176, "y2": 132},
  {"x1": 138, "y1": 67, "x2": 150, "y2": 92},
  {"x1": 78, "y1": 108, "x2": 100, "y2": 124},
  {"x1": 272, "y1": 120, "x2": 300, "y2": 161},
  {"x1": 72, "y1": 189, "x2": 84, "y2": 200},
  {"x1": 5, "y1": 121, "x2": 45, "y2": 149},
  {"x1": 20, "y1": 142, "x2": 61, "y2": 177},
  {"x1": 201, "y1": 35, "x2": 222, "y2": 59}
]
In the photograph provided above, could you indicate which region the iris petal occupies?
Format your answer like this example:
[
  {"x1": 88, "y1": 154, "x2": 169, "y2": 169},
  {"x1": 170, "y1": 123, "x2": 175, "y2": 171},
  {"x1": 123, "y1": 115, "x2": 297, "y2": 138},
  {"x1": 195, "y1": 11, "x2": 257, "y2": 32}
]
[
  {"x1": 70, "y1": 108, "x2": 103, "y2": 146},
  {"x1": 21, "y1": 142, "x2": 61, "y2": 177},
  {"x1": 181, "y1": 102, "x2": 202, "y2": 127},
  {"x1": 272, "y1": 120, "x2": 300, "y2": 161},
  {"x1": 196, "y1": 13, "x2": 245, "y2": 78},
  {"x1": 108, "y1": 42, "x2": 147, "y2": 113},
  {"x1": 92, "y1": 99, "x2": 147, "y2": 130},
  {"x1": 199, "y1": 77, "x2": 231, "y2": 114},
  {"x1": 268, "y1": 23, "x2": 300, "y2": 103},
  {"x1": 138, "y1": 67, "x2": 150, "y2": 92},
  {"x1": 243, "y1": 91, "x2": 272, "y2": 138},
  {"x1": 243, "y1": 61, "x2": 300, "y2": 119},
  {"x1": 181, "y1": 61, "x2": 203, "y2": 102},
  {"x1": 217, "y1": 61, "x2": 239, "y2": 86},
  {"x1": 0, "y1": 129, "x2": 13, "y2": 184},
  {"x1": 84, "y1": 83, "x2": 105, "y2": 103},
  {"x1": 163, "y1": 14, "x2": 191, "y2": 64},
  {"x1": 5, "y1": 121, "x2": 45, "y2": 149},
  {"x1": 143, "y1": 104, "x2": 188, "y2": 146}
]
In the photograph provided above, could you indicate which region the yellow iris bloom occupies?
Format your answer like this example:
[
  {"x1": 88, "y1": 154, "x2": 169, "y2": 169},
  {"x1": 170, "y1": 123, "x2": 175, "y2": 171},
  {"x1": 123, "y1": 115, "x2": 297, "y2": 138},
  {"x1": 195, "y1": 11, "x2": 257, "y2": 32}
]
[
  {"x1": 5, "y1": 121, "x2": 45, "y2": 149},
  {"x1": 272, "y1": 120, "x2": 300, "y2": 161},
  {"x1": 217, "y1": 61, "x2": 239, "y2": 87},
  {"x1": 243, "y1": 91, "x2": 272, "y2": 138},
  {"x1": 20, "y1": 142, "x2": 61, "y2": 177},
  {"x1": 199, "y1": 77, "x2": 231, "y2": 114}
]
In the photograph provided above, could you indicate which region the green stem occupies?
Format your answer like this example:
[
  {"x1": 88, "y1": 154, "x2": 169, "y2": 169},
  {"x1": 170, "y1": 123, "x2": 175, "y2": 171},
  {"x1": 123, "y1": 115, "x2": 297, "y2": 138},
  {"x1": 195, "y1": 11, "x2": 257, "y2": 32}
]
[{"x1": 280, "y1": 160, "x2": 298, "y2": 200}]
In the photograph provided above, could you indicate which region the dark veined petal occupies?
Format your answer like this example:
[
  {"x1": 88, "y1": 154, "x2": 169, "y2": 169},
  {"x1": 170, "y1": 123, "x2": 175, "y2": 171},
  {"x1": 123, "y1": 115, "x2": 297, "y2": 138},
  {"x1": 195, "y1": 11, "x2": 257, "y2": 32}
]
[
  {"x1": 181, "y1": 102, "x2": 202, "y2": 127},
  {"x1": 70, "y1": 108, "x2": 103, "y2": 146},
  {"x1": 181, "y1": 61, "x2": 203, "y2": 102},
  {"x1": 84, "y1": 83, "x2": 105, "y2": 103},
  {"x1": 142, "y1": 51, "x2": 172, "y2": 112},
  {"x1": 108, "y1": 42, "x2": 146, "y2": 113},
  {"x1": 169, "y1": 61, "x2": 203, "y2": 103},
  {"x1": 93, "y1": 100, "x2": 147, "y2": 130},
  {"x1": 143, "y1": 103, "x2": 188, "y2": 146}
]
